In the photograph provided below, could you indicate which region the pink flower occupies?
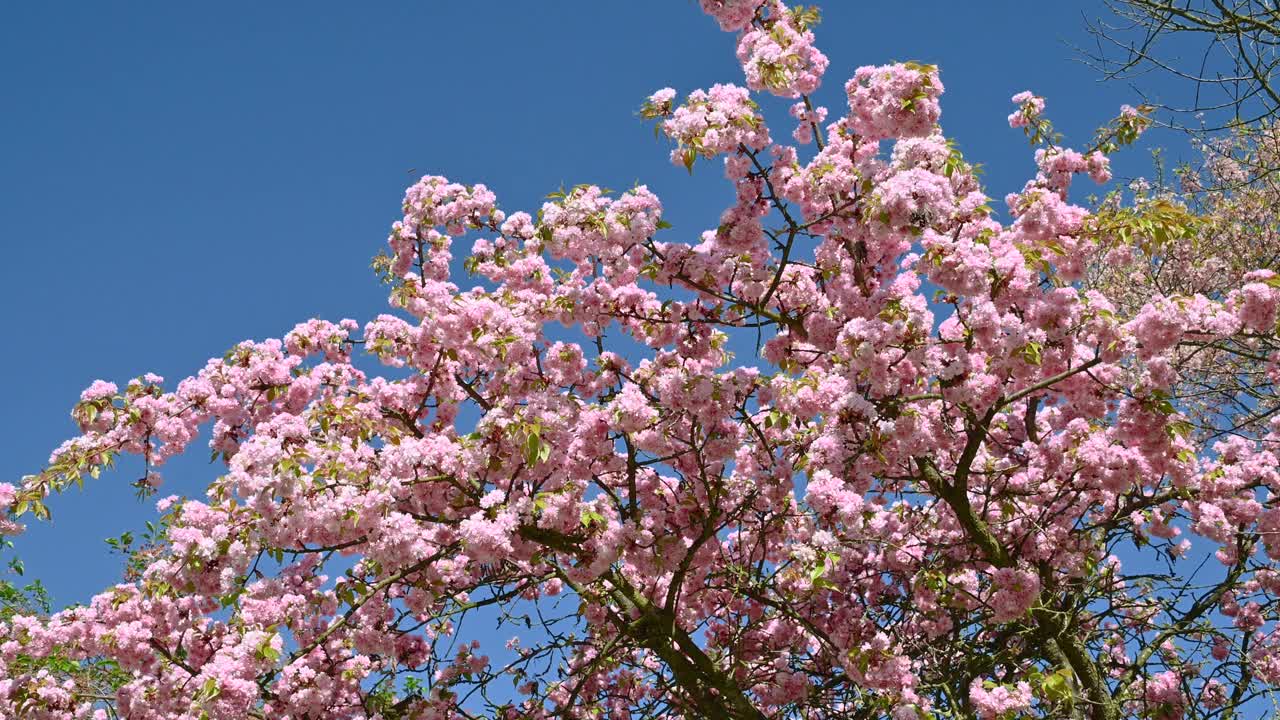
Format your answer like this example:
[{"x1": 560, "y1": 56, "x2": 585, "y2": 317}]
[
  {"x1": 79, "y1": 379, "x2": 118, "y2": 402},
  {"x1": 699, "y1": 0, "x2": 765, "y2": 31},
  {"x1": 1008, "y1": 90, "x2": 1045, "y2": 128},
  {"x1": 661, "y1": 83, "x2": 770, "y2": 167},
  {"x1": 989, "y1": 566, "x2": 1040, "y2": 623},
  {"x1": 736, "y1": 1, "x2": 828, "y2": 97},
  {"x1": 969, "y1": 679, "x2": 1033, "y2": 719},
  {"x1": 846, "y1": 62, "x2": 944, "y2": 140}
]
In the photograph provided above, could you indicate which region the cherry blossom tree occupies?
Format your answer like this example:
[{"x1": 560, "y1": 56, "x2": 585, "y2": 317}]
[
  {"x1": 1085, "y1": 119, "x2": 1280, "y2": 444},
  {"x1": 6, "y1": 1, "x2": 1280, "y2": 718},
  {"x1": 0, "y1": 539, "x2": 127, "y2": 717}
]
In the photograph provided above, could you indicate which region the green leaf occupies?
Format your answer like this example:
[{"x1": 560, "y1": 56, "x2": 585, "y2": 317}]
[
  {"x1": 1019, "y1": 342, "x2": 1043, "y2": 366},
  {"x1": 813, "y1": 576, "x2": 839, "y2": 591},
  {"x1": 257, "y1": 636, "x2": 281, "y2": 662},
  {"x1": 1040, "y1": 667, "x2": 1075, "y2": 705},
  {"x1": 523, "y1": 433, "x2": 541, "y2": 466},
  {"x1": 197, "y1": 677, "x2": 220, "y2": 704}
]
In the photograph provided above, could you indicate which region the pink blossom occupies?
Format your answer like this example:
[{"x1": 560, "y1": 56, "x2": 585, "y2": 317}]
[
  {"x1": 846, "y1": 62, "x2": 944, "y2": 140},
  {"x1": 699, "y1": 0, "x2": 765, "y2": 31},
  {"x1": 968, "y1": 679, "x2": 1033, "y2": 719}
]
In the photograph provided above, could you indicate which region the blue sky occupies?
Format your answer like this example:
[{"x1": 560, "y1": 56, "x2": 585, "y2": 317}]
[{"x1": 0, "y1": 2, "x2": 1184, "y2": 609}]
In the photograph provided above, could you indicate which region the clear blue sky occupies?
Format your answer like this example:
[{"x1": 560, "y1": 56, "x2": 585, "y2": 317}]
[{"x1": 0, "y1": 3, "x2": 1182, "y2": 607}]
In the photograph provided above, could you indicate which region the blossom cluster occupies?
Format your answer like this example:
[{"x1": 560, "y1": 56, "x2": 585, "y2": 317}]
[{"x1": 735, "y1": 1, "x2": 828, "y2": 97}]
